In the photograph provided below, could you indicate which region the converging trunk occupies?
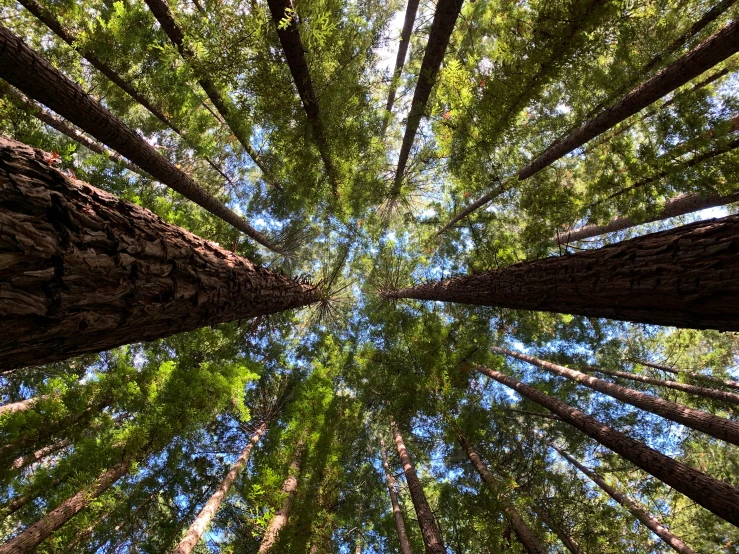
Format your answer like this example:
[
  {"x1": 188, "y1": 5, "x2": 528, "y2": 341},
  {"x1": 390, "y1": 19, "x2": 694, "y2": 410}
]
[
  {"x1": 475, "y1": 365, "x2": 739, "y2": 526},
  {"x1": 380, "y1": 439, "x2": 413, "y2": 554},
  {"x1": 383, "y1": 0, "x2": 421, "y2": 121},
  {"x1": 0, "y1": 395, "x2": 49, "y2": 417},
  {"x1": 10, "y1": 439, "x2": 72, "y2": 471},
  {"x1": 0, "y1": 137, "x2": 322, "y2": 370},
  {"x1": 633, "y1": 360, "x2": 739, "y2": 391},
  {"x1": 532, "y1": 505, "x2": 587, "y2": 554}
]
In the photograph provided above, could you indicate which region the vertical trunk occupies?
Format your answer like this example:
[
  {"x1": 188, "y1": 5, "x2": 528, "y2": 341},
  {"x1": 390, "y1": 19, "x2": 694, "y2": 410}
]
[
  {"x1": 257, "y1": 440, "x2": 305, "y2": 554},
  {"x1": 633, "y1": 360, "x2": 739, "y2": 392},
  {"x1": 549, "y1": 442, "x2": 697, "y2": 554},
  {"x1": 492, "y1": 346, "x2": 739, "y2": 445},
  {"x1": 456, "y1": 431, "x2": 546, "y2": 554},
  {"x1": 475, "y1": 365, "x2": 739, "y2": 526},
  {"x1": 380, "y1": 439, "x2": 413, "y2": 554},
  {"x1": 0, "y1": 27, "x2": 280, "y2": 252},
  {"x1": 532, "y1": 505, "x2": 587, "y2": 554},
  {"x1": 391, "y1": 418, "x2": 446, "y2": 554},
  {"x1": 388, "y1": 214, "x2": 739, "y2": 331},
  {"x1": 0, "y1": 137, "x2": 321, "y2": 370},
  {"x1": 0, "y1": 454, "x2": 135, "y2": 554},
  {"x1": 10, "y1": 439, "x2": 72, "y2": 471},
  {"x1": 391, "y1": 0, "x2": 464, "y2": 196},
  {"x1": 383, "y1": 0, "x2": 421, "y2": 118},
  {"x1": 173, "y1": 421, "x2": 269, "y2": 554}
]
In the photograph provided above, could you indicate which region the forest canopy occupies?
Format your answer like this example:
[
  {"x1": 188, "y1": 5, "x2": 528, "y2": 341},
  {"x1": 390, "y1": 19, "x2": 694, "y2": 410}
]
[{"x1": 1, "y1": 0, "x2": 739, "y2": 552}]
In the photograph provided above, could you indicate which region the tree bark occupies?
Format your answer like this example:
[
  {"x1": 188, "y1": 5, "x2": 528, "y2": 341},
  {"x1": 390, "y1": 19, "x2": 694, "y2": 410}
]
[
  {"x1": 0, "y1": 395, "x2": 49, "y2": 417},
  {"x1": 475, "y1": 365, "x2": 739, "y2": 526},
  {"x1": 1, "y1": 472, "x2": 67, "y2": 517},
  {"x1": 391, "y1": 0, "x2": 464, "y2": 196},
  {"x1": 257, "y1": 439, "x2": 305, "y2": 553},
  {"x1": 0, "y1": 137, "x2": 321, "y2": 370},
  {"x1": 438, "y1": 18, "x2": 739, "y2": 232},
  {"x1": 548, "y1": 441, "x2": 697, "y2": 554},
  {"x1": 173, "y1": 421, "x2": 269, "y2": 554},
  {"x1": 456, "y1": 431, "x2": 546, "y2": 554},
  {"x1": 0, "y1": 26, "x2": 281, "y2": 252},
  {"x1": 383, "y1": 0, "x2": 421, "y2": 119},
  {"x1": 387, "y1": 214, "x2": 739, "y2": 331},
  {"x1": 633, "y1": 359, "x2": 739, "y2": 391},
  {"x1": 0, "y1": 454, "x2": 134, "y2": 554},
  {"x1": 391, "y1": 418, "x2": 446, "y2": 554},
  {"x1": 380, "y1": 438, "x2": 413, "y2": 554},
  {"x1": 492, "y1": 346, "x2": 739, "y2": 445},
  {"x1": 532, "y1": 505, "x2": 587, "y2": 554},
  {"x1": 10, "y1": 439, "x2": 71, "y2": 471}
]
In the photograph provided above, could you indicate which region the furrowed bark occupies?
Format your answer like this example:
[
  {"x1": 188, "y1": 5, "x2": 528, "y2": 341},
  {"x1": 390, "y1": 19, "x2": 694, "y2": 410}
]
[
  {"x1": 532, "y1": 505, "x2": 587, "y2": 554},
  {"x1": 391, "y1": 0, "x2": 464, "y2": 197},
  {"x1": 386, "y1": 214, "x2": 739, "y2": 331},
  {"x1": 391, "y1": 418, "x2": 446, "y2": 554},
  {"x1": 633, "y1": 359, "x2": 739, "y2": 391},
  {"x1": 456, "y1": 431, "x2": 546, "y2": 554},
  {"x1": 492, "y1": 346, "x2": 739, "y2": 445},
  {"x1": 0, "y1": 136, "x2": 322, "y2": 370},
  {"x1": 173, "y1": 421, "x2": 269, "y2": 554},
  {"x1": 438, "y1": 18, "x2": 739, "y2": 232},
  {"x1": 548, "y1": 441, "x2": 697, "y2": 554},
  {"x1": 380, "y1": 439, "x2": 413, "y2": 554},
  {"x1": 265, "y1": 0, "x2": 339, "y2": 196},
  {"x1": 475, "y1": 365, "x2": 739, "y2": 526},
  {"x1": 383, "y1": 0, "x2": 421, "y2": 121},
  {"x1": 0, "y1": 27, "x2": 281, "y2": 252}
]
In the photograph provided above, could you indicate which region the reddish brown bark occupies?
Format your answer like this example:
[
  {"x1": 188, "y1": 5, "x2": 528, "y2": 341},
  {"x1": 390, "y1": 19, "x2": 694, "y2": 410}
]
[
  {"x1": 174, "y1": 421, "x2": 268, "y2": 554},
  {"x1": 633, "y1": 360, "x2": 739, "y2": 391},
  {"x1": 549, "y1": 442, "x2": 697, "y2": 554},
  {"x1": 384, "y1": 0, "x2": 421, "y2": 117},
  {"x1": 387, "y1": 215, "x2": 739, "y2": 331},
  {"x1": 10, "y1": 439, "x2": 71, "y2": 471},
  {"x1": 0, "y1": 26, "x2": 280, "y2": 252},
  {"x1": 1, "y1": 472, "x2": 67, "y2": 517},
  {"x1": 492, "y1": 347, "x2": 739, "y2": 445},
  {"x1": 475, "y1": 365, "x2": 739, "y2": 526},
  {"x1": 391, "y1": 418, "x2": 446, "y2": 554},
  {"x1": 0, "y1": 395, "x2": 48, "y2": 417},
  {"x1": 532, "y1": 505, "x2": 587, "y2": 554},
  {"x1": 380, "y1": 439, "x2": 413, "y2": 554},
  {"x1": 0, "y1": 137, "x2": 321, "y2": 370}
]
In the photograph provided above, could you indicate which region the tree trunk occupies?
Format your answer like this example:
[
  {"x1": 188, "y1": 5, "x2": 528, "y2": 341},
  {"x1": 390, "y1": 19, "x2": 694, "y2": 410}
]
[
  {"x1": 10, "y1": 439, "x2": 71, "y2": 471},
  {"x1": 257, "y1": 440, "x2": 305, "y2": 553},
  {"x1": 492, "y1": 346, "x2": 739, "y2": 445},
  {"x1": 633, "y1": 359, "x2": 739, "y2": 391},
  {"x1": 0, "y1": 454, "x2": 135, "y2": 554},
  {"x1": 456, "y1": 431, "x2": 546, "y2": 554},
  {"x1": 438, "y1": 19, "x2": 739, "y2": 232},
  {"x1": 391, "y1": 418, "x2": 446, "y2": 554},
  {"x1": 548, "y1": 441, "x2": 697, "y2": 554},
  {"x1": 0, "y1": 395, "x2": 49, "y2": 417},
  {"x1": 0, "y1": 137, "x2": 321, "y2": 370},
  {"x1": 265, "y1": 0, "x2": 339, "y2": 196},
  {"x1": 475, "y1": 365, "x2": 739, "y2": 526},
  {"x1": 383, "y1": 0, "x2": 421, "y2": 119},
  {"x1": 173, "y1": 421, "x2": 269, "y2": 554},
  {"x1": 0, "y1": 26, "x2": 280, "y2": 252},
  {"x1": 387, "y1": 214, "x2": 739, "y2": 331},
  {"x1": 391, "y1": 0, "x2": 464, "y2": 197},
  {"x1": 1, "y1": 472, "x2": 67, "y2": 517},
  {"x1": 532, "y1": 505, "x2": 587, "y2": 554},
  {"x1": 380, "y1": 438, "x2": 413, "y2": 554}
]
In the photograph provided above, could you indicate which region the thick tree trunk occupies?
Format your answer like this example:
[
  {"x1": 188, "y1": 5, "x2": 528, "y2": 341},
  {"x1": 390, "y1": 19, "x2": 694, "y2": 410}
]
[
  {"x1": 0, "y1": 454, "x2": 134, "y2": 554},
  {"x1": 391, "y1": 418, "x2": 446, "y2": 554},
  {"x1": 492, "y1": 347, "x2": 739, "y2": 445},
  {"x1": 532, "y1": 505, "x2": 587, "y2": 554},
  {"x1": 257, "y1": 440, "x2": 305, "y2": 553},
  {"x1": 548, "y1": 442, "x2": 697, "y2": 554},
  {"x1": 380, "y1": 439, "x2": 413, "y2": 554},
  {"x1": 383, "y1": 0, "x2": 421, "y2": 118},
  {"x1": 456, "y1": 431, "x2": 546, "y2": 554},
  {"x1": 475, "y1": 365, "x2": 739, "y2": 526},
  {"x1": 388, "y1": 214, "x2": 739, "y2": 331},
  {"x1": 173, "y1": 421, "x2": 268, "y2": 554},
  {"x1": 633, "y1": 359, "x2": 739, "y2": 391},
  {"x1": 438, "y1": 18, "x2": 739, "y2": 232},
  {"x1": 265, "y1": 0, "x2": 339, "y2": 196},
  {"x1": 0, "y1": 395, "x2": 48, "y2": 417},
  {"x1": 10, "y1": 439, "x2": 71, "y2": 471},
  {"x1": 391, "y1": 0, "x2": 464, "y2": 196},
  {"x1": 0, "y1": 137, "x2": 321, "y2": 370},
  {"x1": 0, "y1": 27, "x2": 280, "y2": 252}
]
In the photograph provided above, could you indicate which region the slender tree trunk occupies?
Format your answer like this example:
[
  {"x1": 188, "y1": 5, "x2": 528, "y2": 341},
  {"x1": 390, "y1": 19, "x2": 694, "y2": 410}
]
[
  {"x1": 0, "y1": 137, "x2": 321, "y2": 370},
  {"x1": 0, "y1": 395, "x2": 49, "y2": 417},
  {"x1": 383, "y1": 0, "x2": 421, "y2": 119},
  {"x1": 475, "y1": 365, "x2": 739, "y2": 526},
  {"x1": 532, "y1": 505, "x2": 587, "y2": 554},
  {"x1": 633, "y1": 359, "x2": 739, "y2": 391},
  {"x1": 257, "y1": 440, "x2": 305, "y2": 554},
  {"x1": 0, "y1": 27, "x2": 281, "y2": 252},
  {"x1": 492, "y1": 347, "x2": 739, "y2": 445},
  {"x1": 380, "y1": 439, "x2": 413, "y2": 554},
  {"x1": 173, "y1": 421, "x2": 269, "y2": 554},
  {"x1": 265, "y1": 0, "x2": 339, "y2": 196},
  {"x1": 0, "y1": 453, "x2": 135, "y2": 554},
  {"x1": 391, "y1": 418, "x2": 446, "y2": 554},
  {"x1": 391, "y1": 0, "x2": 464, "y2": 196},
  {"x1": 548, "y1": 441, "x2": 697, "y2": 554},
  {"x1": 438, "y1": 19, "x2": 739, "y2": 232},
  {"x1": 456, "y1": 431, "x2": 546, "y2": 554},
  {"x1": 10, "y1": 439, "x2": 71, "y2": 471},
  {"x1": 387, "y1": 214, "x2": 739, "y2": 331},
  {"x1": 1, "y1": 473, "x2": 67, "y2": 517}
]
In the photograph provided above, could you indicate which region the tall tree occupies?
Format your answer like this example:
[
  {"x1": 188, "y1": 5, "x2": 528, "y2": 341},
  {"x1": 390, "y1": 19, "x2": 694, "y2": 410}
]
[
  {"x1": 383, "y1": 0, "x2": 421, "y2": 124},
  {"x1": 633, "y1": 359, "x2": 739, "y2": 391},
  {"x1": 380, "y1": 438, "x2": 413, "y2": 554},
  {"x1": 532, "y1": 505, "x2": 587, "y2": 554}
]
